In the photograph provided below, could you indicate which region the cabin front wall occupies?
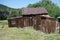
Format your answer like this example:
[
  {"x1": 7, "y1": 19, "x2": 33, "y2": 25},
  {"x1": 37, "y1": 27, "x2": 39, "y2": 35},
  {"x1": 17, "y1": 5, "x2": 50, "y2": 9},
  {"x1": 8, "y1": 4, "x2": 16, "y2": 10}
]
[
  {"x1": 23, "y1": 17, "x2": 29, "y2": 27},
  {"x1": 33, "y1": 15, "x2": 41, "y2": 30},
  {"x1": 17, "y1": 18, "x2": 24, "y2": 28},
  {"x1": 23, "y1": 15, "x2": 34, "y2": 27}
]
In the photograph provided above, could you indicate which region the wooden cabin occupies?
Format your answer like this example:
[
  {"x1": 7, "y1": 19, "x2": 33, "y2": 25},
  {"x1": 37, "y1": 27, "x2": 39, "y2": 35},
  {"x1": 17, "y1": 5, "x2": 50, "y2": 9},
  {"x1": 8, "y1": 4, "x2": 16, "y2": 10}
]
[
  {"x1": 22, "y1": 8, "x2": 48, "y2": 27},
  {"x1": 8, "y1": 8, "x2": 56, "y2": 33}
]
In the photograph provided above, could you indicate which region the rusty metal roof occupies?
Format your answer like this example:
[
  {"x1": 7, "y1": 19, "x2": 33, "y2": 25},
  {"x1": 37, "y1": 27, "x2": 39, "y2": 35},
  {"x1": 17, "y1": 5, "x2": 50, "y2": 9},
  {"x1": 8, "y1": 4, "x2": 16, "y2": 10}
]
[{"x1": 22, "y1": 8, "x2": 48, "y2": 15}]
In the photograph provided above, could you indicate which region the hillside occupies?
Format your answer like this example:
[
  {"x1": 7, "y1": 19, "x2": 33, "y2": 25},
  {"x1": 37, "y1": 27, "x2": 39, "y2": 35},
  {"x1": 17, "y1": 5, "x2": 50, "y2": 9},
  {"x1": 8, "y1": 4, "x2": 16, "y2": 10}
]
[
  {"x1": 0, "y1": 4, "x2": 22, "y2": 19},
  {"x1": 0, "y1": 4, "x2": 12, "y2": 11},
  {"x1": 0, "y1": 4, "x2": 19, "y2": 11}
]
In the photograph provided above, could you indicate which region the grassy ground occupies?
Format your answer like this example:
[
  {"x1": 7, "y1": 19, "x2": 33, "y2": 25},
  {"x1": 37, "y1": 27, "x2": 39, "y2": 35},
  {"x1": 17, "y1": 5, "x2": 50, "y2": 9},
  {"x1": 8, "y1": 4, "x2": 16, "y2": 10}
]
[{"x1": 0, "y1": 20, "x2": 60, "y2": 40}]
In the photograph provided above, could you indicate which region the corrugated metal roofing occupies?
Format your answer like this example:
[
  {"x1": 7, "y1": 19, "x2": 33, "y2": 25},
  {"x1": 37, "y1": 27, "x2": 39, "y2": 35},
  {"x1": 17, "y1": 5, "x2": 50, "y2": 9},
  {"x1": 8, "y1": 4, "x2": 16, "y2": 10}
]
[{"x1": 22, "y1": 8, "x2": 48, "y2": 15}]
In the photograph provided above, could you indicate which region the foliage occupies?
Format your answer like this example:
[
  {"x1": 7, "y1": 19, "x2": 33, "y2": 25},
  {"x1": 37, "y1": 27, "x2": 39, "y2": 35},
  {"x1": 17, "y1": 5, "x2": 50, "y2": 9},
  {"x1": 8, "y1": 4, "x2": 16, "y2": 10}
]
[
  {"x1": 27, "y1": 0, "x2": 60, "y2": 19},
  {"x1": 0, "y1": 4, "x2": 22, "y2": 19}
]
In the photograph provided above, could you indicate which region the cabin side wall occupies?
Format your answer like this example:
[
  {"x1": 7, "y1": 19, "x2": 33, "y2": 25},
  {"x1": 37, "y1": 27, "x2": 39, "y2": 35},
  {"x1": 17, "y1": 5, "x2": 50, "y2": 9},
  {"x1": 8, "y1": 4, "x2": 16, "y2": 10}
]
[
  {"x1": 33, "y1": 15, "x2": 56, "y2": 33},
  {"x1": 8, "y1": 19, "x2": 17, "y2": 27}
]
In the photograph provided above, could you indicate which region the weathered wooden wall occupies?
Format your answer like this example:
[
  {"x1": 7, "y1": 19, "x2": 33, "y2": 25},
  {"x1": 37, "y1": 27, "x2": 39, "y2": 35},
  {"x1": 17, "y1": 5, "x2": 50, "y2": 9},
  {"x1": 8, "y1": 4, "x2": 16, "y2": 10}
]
[
  {"x1": 8, "y1": 19, "x2": 17, "y2": 27},
  {"x1": 17, "y1": 18, "x2": 24, "y2": 28},
  {"x1": 33, "y1": 16, "x2": 56, "y2": 33},
  {"x1": 23, "y1": 15, "x2": 34, "y2": 27},
  {"x1": 8, "y1": 15, "x2": 56, "y2": 33}
]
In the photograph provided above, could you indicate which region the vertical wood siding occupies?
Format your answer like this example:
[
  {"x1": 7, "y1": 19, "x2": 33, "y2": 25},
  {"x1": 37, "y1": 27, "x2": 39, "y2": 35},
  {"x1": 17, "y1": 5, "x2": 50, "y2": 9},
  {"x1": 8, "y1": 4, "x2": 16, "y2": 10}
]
[{"x1": 8, "y1": 15, "x2": 56, "y2": 33}]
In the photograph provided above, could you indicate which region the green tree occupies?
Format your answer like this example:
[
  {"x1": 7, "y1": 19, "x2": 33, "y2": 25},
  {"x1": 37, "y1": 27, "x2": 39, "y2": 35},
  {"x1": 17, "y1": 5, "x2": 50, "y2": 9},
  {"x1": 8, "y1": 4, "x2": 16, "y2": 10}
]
[
  {"x1": 0, "y1": 4, "x2": 22, "y2": 19},
  {"x1": 27, "y1": 0, "x2": 60, "y2": 19}
]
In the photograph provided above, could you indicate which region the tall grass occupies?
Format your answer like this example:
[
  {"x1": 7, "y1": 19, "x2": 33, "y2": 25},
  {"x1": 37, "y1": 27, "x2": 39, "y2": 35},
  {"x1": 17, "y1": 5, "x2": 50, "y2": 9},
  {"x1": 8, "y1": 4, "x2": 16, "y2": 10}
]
[
  {"x1": 0, "y1": 20, "x2": 8, "y2": 25},
  {"x1": 0, "y1": 20, "x2": 60, "y2": 40}
]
